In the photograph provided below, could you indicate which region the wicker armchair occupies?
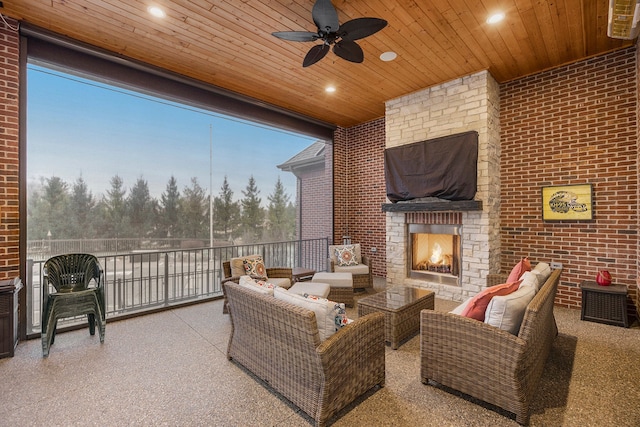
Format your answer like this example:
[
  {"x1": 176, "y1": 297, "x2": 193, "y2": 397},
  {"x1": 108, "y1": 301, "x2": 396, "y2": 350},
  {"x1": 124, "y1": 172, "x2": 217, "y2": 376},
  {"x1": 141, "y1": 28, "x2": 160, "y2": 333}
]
[
  {"x1": 41, "y1": 253, "x2": 105, "y2": 357},
  {"x1": 420, "y1": 268, "x2": 561, "y2": 424},
  {"x1": 221, "y1": 257, "x2": 293, "y2": 314},
  {"x1": 328, "y1": 243, "x2": 373, "y2": 289}
]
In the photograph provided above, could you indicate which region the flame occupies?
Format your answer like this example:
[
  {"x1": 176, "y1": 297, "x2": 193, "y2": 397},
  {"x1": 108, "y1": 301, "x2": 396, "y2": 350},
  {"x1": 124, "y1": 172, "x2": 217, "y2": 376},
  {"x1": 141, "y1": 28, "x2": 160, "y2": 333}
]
[{"x1": 429, "y1": 243, "x2": 443, "y2": 264}]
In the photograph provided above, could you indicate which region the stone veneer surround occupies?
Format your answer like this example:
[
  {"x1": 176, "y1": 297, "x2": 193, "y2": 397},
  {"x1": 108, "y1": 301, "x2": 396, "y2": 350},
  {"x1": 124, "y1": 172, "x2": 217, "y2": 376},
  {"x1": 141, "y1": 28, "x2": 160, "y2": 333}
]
[{"x1": 385, "y1": 71, "x2": 501, "y2": 301}]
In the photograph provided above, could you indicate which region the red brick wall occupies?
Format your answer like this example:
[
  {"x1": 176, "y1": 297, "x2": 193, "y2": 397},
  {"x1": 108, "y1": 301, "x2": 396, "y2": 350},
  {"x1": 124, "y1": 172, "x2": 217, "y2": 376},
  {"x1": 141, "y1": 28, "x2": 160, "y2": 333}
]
[
  {"x1": 298, "y1": 160, "x2": 332, "y2": 240},
  {"x1": 501, "y1": 47, "x2": 638, "y2": 311},
  {"x1": 0, "y1": 20, "x2": 20, "y2": 280},
  {"x1": 333, "y1": 118, "x2": 387, "y2": 277}
]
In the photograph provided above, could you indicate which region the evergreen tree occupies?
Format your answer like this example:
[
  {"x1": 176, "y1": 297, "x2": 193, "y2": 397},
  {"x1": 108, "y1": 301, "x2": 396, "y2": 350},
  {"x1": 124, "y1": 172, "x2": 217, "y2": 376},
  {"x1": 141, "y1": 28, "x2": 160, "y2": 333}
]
[
  {"x1": 69, "y1": 177, "x2": 95, "y2": 238},
  {"x1": 180, "y1": 177, "x2": 208, "y2": 238},
  {"x1": 37, "y1": 176, "x2": 70, "y2": 239},
  {"x1": 212, "y1": 175, "x2": 240, "y2": 240},
  {"x1": 127, "y1": 176, "x2": 154, "y2": 237},
  {"x1": 240, "y1": 175, "x2": 263, "y2": 242},
  {"x1": 265, "y1": 177, "x2": 294, "y2": 242},
  {"x1": 101, "y1": 175, "x2": 129, "y2": 237},
  {"x1": 159, "y1": 176, "x2": 180, "y2": 238}
]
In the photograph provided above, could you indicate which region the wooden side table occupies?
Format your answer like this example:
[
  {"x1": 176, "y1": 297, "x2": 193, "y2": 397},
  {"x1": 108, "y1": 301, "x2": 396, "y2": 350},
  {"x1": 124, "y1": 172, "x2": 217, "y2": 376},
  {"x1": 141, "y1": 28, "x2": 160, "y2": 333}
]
[
  {"x1": 580, "y1": 280, "x2": 629, "y2": 328},
  {"x1": 291, "y1": 267, "x2": 315, "y2": 282}
]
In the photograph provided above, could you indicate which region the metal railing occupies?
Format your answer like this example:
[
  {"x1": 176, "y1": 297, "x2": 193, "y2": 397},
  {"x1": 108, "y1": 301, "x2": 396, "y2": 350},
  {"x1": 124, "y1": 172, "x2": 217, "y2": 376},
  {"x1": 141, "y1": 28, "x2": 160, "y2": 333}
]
[{"x1": 26, "y1": 237, "x2": 329, "y2": 336}]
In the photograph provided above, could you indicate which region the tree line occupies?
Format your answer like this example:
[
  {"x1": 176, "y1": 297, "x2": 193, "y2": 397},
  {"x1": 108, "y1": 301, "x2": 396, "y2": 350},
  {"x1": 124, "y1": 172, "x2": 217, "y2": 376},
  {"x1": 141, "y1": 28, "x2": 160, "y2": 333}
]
[{"x1": 28, "y1": 174, "x2": 297, "y2": 244}]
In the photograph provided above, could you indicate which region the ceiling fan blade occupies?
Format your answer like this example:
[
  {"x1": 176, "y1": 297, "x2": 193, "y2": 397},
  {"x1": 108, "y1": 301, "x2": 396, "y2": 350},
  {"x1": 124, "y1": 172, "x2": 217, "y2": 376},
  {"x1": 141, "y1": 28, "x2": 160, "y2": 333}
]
[
  {"x1": 312, "y1": 0, "x2": 339, "y2": 33},
  {"x1": 338, "y1": 18, "x2": 388, "y2": 41},
  {"x1": 303, "y1": 44, "x2": 330, "y2": 67},
  {"x1": 333, "y1": 40, "x2": 364, "y2": 63},
  {"x1": 272, "y1": 31, "x2": 318, "y2": 42}
]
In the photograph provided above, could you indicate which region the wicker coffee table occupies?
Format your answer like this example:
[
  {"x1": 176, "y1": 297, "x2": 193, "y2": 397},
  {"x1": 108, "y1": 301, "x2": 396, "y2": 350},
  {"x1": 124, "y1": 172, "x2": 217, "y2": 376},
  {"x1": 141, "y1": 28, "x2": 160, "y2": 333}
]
[{"x1": 357, "y1": 286, "x2": 434, "y2": 349}]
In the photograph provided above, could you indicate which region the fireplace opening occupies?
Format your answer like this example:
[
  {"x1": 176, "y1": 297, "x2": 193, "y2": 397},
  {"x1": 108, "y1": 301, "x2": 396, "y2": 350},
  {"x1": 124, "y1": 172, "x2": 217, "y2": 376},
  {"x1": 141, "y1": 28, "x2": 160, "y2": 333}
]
[{"x1": 408, "y1": 224, "x2": 461, "y2": 286}]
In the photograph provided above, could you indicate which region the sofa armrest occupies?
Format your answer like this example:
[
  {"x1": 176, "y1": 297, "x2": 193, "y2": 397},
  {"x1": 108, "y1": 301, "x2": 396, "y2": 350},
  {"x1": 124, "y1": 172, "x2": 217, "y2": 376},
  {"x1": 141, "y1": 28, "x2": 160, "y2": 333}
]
[{"x1": 317, "y1": 312, "x2": 385, "y2": 421}]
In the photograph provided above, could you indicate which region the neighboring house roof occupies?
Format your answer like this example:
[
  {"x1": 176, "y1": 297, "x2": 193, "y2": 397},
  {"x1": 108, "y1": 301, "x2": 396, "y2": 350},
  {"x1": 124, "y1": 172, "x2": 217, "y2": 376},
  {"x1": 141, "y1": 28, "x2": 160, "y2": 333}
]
[{"x1": 277, "y1": 140, "x2": 325, "y2": 172}]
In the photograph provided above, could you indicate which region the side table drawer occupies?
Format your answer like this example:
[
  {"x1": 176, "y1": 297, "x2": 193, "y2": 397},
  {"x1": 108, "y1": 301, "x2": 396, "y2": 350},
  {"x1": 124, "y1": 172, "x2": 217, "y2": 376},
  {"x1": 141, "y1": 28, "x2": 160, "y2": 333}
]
[{"x1": 580, "y1": 281, "x2": 629, "y2": 328}]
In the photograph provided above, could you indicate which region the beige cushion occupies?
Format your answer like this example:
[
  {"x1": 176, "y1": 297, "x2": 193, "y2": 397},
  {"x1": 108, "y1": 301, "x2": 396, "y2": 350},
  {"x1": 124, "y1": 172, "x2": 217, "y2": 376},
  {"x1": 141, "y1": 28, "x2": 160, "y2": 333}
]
[
  {"x1": 532, "y1": 262, "x2": 552, "y2": 288},
  {"x1": 266, "y1": 277, "x2": 292, "y2": 289},
  {"x1": 484, "y1": 285, "x2": 536, "y2": 334},
  {"x1": 519, "y1": 271, "x2": 540, "y2": 291},
  {"x1": 333, "y1": 263, "x2": 369, "y2": 275},
  {"x1": 289, "y1": 281, "x2": 330, "y2": 298},
  {"x1": 450, "y1": 297, "x2": 473, "y2": 315},
  {"x1": 230, "y1": 255, "x2": 262, "y2": 277},
  {"x1": 329, "y1": 244, "x2": 362, "y2": 265},
  {"x1": 274, "y1": 287, "x2": 346, "y2": 341},
  {"x1": 312, "y1": 272, "x2": 353, "y2": 288},
  {"x1": 237, "y1": 275, "x2": 275, "y2": 296}
]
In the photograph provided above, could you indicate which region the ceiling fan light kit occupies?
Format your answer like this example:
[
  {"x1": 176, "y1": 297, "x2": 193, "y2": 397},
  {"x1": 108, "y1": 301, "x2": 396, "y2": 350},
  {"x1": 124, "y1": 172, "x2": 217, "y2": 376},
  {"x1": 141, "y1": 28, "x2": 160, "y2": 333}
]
[
  {"x1": 273, "y1": 0, "x2": 387, "y2": 67},
  {"x1": 607, "y1": 0, "x2": 640, "y2": 39}
]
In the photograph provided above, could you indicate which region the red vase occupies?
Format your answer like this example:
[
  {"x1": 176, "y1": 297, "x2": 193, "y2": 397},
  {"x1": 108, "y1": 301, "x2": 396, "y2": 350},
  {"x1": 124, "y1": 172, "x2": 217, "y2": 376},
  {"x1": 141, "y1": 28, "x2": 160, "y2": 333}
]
[{"x1": 596, "y1": 270, "x2": 612, "y2": 286}]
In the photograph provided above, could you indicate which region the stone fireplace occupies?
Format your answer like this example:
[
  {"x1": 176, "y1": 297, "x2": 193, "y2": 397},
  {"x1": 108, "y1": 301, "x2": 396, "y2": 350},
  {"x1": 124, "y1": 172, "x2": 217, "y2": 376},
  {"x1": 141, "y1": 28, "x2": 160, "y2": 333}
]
[{"x1": 384, "y1": 71, "x2": 501, "y2": 301}]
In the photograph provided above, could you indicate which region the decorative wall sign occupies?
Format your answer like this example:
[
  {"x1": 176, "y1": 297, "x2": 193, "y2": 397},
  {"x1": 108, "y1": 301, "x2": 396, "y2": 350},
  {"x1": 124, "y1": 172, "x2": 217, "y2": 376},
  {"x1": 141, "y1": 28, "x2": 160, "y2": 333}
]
[{"x1": 542, "y1": 184, "x2": 593, "y2": 221}]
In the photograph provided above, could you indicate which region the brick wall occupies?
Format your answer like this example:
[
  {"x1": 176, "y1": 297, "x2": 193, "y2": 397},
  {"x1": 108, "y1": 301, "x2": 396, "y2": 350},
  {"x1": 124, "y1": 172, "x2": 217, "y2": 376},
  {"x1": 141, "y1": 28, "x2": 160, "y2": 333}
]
[
  {"x1": 298, "y1": 160, "x2": 332, "y2": 241},
  {"x1": 0, "y1": 20, "x2": 20, "y2": 280},
  {"x1": 332, "y1": 119, "x2": 387, "y2": 277},
  {"x1": 501, "y1": 47, "x2": 638, "y2": 311}
]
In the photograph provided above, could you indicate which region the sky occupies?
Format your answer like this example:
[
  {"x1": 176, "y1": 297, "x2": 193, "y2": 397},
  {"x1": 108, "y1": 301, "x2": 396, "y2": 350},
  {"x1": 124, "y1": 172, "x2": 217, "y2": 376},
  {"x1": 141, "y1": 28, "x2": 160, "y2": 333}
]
[{"x1": 26, "y1": 64, "x2": 319, "y2": 205}]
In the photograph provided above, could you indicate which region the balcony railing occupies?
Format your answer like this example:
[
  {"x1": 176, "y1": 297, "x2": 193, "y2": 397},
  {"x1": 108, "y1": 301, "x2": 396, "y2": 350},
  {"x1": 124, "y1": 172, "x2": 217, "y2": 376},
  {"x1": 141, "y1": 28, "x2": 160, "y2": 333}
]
[{"x1": 25, "y1": 238, "x2": 329, "y2": 336}]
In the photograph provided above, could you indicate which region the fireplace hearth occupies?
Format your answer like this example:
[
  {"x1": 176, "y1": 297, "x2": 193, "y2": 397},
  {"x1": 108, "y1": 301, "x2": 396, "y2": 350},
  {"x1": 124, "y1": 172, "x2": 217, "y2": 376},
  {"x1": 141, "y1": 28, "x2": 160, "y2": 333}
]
[{"x1": 408, "y1": 224, "x2": 461, "y2": 286}]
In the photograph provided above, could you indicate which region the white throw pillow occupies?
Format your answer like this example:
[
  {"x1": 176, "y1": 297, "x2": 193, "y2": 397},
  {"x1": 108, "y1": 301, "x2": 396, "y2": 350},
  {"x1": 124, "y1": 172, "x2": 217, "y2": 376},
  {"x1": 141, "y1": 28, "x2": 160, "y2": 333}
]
[
  {"x1": 450, "y1": 296, "x2": 473, "y2": 315},
  {"x1": 532, "y1": 262, "x2": 552, "y2": 287},
  {"x1": 484, "y1": 286, "x2": 536, "y2": 335},
  {"x1": 238, "y1": 275, "x2": 275, "y2": 296},
  {"x1": 519, "y1": 271, "x2": 539, "y2": 291},
  {"x1": 274, "y1": 287, "x2": 345, "y2": 341}
]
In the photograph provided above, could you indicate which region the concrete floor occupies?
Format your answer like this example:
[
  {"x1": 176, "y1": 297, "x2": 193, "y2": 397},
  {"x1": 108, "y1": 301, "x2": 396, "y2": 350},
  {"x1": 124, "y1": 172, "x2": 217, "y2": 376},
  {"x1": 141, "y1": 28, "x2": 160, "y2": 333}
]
[{"x1": 1, "y1": 284, "x2": 639, "y2": 426}]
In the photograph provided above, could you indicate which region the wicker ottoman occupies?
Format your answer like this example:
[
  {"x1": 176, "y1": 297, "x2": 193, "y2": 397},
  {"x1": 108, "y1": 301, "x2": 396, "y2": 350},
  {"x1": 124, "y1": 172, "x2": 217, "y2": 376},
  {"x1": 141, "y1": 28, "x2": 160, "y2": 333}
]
[
  {"x1": 312, "y1": 272, "x2": 354, "y2": 307},
  {"x1": 289, "y1": 281, "x2": 330, "y2": 299}
]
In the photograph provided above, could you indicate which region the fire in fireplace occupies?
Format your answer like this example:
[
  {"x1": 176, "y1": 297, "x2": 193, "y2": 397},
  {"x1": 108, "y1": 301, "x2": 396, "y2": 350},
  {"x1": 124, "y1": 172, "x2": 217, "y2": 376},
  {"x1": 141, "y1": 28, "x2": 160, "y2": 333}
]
[{"x1": 408, "y1": 224, "x2": 461, "y2": 286}]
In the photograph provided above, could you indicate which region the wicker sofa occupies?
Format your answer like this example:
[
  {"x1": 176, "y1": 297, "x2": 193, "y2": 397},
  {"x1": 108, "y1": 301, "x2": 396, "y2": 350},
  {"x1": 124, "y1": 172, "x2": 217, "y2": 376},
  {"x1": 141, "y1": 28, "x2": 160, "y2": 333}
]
[
  {"x1": 420, "y1": 268, "x2": 562, "y2": 425},
  {"x1": 223, "y1": 281, "x2": 386, "y2": 427}
]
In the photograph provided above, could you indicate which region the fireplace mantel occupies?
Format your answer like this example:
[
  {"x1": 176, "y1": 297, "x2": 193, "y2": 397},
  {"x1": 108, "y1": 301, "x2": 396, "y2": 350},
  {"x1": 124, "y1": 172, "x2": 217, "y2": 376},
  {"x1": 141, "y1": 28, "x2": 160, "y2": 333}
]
[{"x1": 382, "y1": 200, "x2": 483, "y2": 212}]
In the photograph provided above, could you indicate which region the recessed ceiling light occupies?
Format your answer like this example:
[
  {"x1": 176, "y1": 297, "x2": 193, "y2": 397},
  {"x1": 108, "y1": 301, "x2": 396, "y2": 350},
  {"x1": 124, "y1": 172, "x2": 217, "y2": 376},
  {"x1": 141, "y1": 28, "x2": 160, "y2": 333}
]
[
  {"x1": 148, "y1": 5, "x2": 166, "y2": 18},
  {"x1": 487, "y1": 12, "x2": 505, "y2": 24},
  {"x1": 325, "y1": 86, "x2": 336, "y2": 93},
  {"x1": 380, "y1": 51, "x2": 397, "y2": 62}
]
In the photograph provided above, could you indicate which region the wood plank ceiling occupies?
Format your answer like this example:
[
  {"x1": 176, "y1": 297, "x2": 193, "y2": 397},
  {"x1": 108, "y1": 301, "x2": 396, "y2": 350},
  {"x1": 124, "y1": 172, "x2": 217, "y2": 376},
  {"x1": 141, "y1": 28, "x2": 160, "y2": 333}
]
[{"x1": 2, "y1": 0, "x2": 634, "y2": 128}]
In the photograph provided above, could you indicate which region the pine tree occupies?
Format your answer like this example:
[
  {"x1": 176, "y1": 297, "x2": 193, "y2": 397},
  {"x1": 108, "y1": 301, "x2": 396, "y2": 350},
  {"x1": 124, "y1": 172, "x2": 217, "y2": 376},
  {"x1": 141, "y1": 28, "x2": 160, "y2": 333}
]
[
  {"x1": 180, "y1": 177, "x2": 208, "y2": 238},
  {"x1": 40, "y1": 176, "x2": 70, "y2": 239},
  {"x1": 101, "y1": 175, "x2": 129, "y2": 238},
  {"x1": 240, "y1": 175, "x2": 263, "y2": 243},
  {"x1": 213, "y1": 175, "x2": 240, "y2": 240},
  {"x1": 159, "y1": 176, "x2": 180, "y2": 238},
  {"x1": 69, "y1": 176, "x2": 95, "y2": 238},
  {"x1": 265, "y1": 177, "x2": 294, "y2": 242}
]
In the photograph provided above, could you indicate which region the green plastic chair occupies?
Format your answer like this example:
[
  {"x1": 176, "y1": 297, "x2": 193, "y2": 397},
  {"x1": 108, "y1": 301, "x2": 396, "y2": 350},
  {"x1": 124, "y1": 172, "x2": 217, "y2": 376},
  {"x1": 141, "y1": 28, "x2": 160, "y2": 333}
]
[{"x1": 41, "y1": 253, "x2": 105, "y2": 357}]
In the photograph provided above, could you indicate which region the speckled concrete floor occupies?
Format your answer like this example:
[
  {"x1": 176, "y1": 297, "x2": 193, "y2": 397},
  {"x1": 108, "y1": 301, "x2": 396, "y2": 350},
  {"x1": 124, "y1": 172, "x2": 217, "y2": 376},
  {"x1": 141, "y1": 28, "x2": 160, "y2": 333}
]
[{"x1": 1, "y1": 283, "x2": 638, "y2": 427}]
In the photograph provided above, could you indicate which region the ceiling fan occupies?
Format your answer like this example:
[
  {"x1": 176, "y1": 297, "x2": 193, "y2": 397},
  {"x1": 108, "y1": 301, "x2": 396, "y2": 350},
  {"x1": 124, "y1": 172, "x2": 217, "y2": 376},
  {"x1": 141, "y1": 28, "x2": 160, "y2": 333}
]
[{"x1": 272, "y1": 0, "x2": 388, "y2": 67}]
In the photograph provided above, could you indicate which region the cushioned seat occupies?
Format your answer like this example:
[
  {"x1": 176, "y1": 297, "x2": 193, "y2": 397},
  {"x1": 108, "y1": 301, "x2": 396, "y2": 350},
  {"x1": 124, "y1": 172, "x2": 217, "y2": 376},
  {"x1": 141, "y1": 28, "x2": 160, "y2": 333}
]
[
  {"x1": 289, "y1": 281, "x2": 330, "y2": 298},
  {"x1": 312, "y1": 272, "x2": 354, "y2": 307},
  {"x1": 328, "y1": 244, "x2": 373, "y2": 289}
]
